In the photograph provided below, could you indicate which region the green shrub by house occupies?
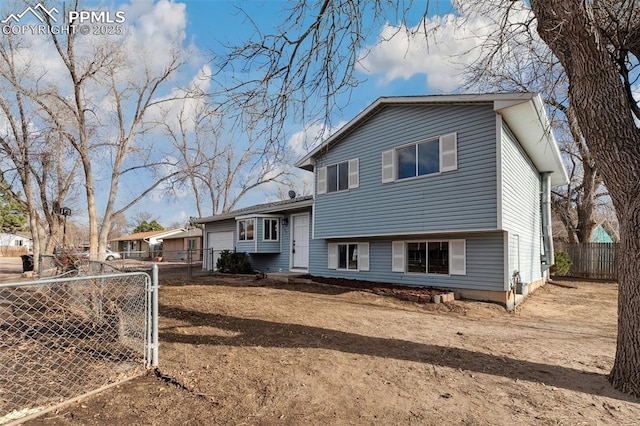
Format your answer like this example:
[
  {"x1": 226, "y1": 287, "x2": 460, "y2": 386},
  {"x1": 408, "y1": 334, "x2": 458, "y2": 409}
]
[
  {"x1": 216, "y1": 250, "x2": 252, "y2": 274},
  {"x1": 551, "y1": 251, "x2": 572, "y2": 276}
]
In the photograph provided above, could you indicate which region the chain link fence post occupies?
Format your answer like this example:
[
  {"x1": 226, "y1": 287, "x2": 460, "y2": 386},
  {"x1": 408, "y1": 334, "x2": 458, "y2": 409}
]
[{"x1": 151, "y1": 263, "x2": 159, "y2": 367}]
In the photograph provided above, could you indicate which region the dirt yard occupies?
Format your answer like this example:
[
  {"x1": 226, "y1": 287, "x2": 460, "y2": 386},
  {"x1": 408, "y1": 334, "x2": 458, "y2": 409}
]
[{"x1": 24, "y1": 272, "x2": 640, "y2": 425}]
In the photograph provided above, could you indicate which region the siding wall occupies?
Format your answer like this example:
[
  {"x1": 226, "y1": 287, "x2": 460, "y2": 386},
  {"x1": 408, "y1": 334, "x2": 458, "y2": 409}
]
[
  {"x1": 204, "y1": 220, "x2": 236, "y2": 243},
  {"x1": 313, "y1": 104, "x2": 498, "y2": 238},
  {"x1": 500, "y1": 123, "x2": 542, "y2": 285},
  {"x1": 201, "y1": 208, "x2": 312, "y2": 272},
  {"x1": 308, "y1": 232, "x2": 505, "y2": 291}
]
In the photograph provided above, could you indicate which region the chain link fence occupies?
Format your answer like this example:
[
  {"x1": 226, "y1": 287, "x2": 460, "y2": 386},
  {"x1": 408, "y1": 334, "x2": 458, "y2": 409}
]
[{"x1": 0, "y1": 268, "x2": 159, "y2": 425}]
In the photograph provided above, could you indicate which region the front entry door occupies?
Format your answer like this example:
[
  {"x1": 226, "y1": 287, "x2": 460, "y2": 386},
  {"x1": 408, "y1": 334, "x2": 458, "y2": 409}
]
[{"x1": 291, "y1": 214, "x2": 309, "y2": 269}]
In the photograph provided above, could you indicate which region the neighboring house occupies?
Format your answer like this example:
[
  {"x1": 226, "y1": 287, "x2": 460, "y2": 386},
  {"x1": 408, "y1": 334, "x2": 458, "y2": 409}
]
[
  {"x1": 110, "y1": 228, "x2": 186, "y2": 259},
  {"x1": 0, "y1": 232, "x2": 32, "y2": 250},
  {"x1": 590, "y1": 220, "x2": 619, "y2": 243},
  {"x1": 162, "y1": 228, "x2": 203, "y2": 261},
  {"x1": 198, "y1": 93, "x2": 568, "y2": 309}
]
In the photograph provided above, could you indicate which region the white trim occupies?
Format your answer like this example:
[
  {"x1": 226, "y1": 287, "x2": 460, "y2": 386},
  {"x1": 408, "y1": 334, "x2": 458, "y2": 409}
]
[
  {"x1": 503, "y1": 231, "x2": 510, "y2": 291},
  {"x1": 392, "y1": 241, "x2": 405, "y2": 272},
  {"x1": 317, "y1": 166, "x2": 327, "y2": 194},
  {"x1": 263, "y1": 218, "x2": 280, "y2": 242},
  {"x1": 331, "y1": 241, "x2": 368, "y2": 272},
  {"x1": 235, "y1": 213, "x2": 283, "y2": 220},
  {"x1": 321, "y1": 160, "x2": 354, "y2": 193},
  {"x1": 449, "y1": 239, "x2": 466, "y2": 275},
  {"x1": 348, "y1": 158, "x2": 359, "y2": 189},
  {"x1": 382, "y1": 150, "x2": 395, "y2": 183},
  {"x1": 359, "y1": 242, "x2": 369, "y2": 271},
  {"x1": 440, "y1": 132, "x2": 457, "y2": 172},
  {"x1": 236, "y1": 218, "x2": 256, "y2": 242},
  {"x1": 496, "y1": 114, "x2": 503, "y2": 230},
  {"x1": 328, "y1": 242, "x2": 337, "y2": 269},
  {"x1": 311, "y1": 200, "x2": 316, "y2": 240},
  {"x1": 289, "y1": 212, "x2": 310, "y2": 271}
]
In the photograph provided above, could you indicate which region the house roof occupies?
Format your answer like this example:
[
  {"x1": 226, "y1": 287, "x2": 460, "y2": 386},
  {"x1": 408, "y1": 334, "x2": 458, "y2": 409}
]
[
  {"x1": 162, "y1": 228, "x2": 203, "y2": 240},
  {"x1": 295, "y1": 93, "x2": 569, "y2": 187},
  {"x1": 110, "y1": 228, "x2": 186, "y2": 242},
  {"x1": 196, "y1": 196, "x2": 313, "y2": 224}
]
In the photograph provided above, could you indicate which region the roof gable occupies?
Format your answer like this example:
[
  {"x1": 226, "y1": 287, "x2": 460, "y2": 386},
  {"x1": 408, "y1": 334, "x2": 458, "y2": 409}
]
[{"x1": 295, "y1": 93, "x2": 568, "y2": 187}]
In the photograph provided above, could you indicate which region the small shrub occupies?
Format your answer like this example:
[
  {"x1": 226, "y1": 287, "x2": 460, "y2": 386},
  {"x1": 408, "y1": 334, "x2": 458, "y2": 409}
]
[
  {"x1": 216, "y1": 250, "x2": 252, "y2": 274},
  {"x1": 551, "y1": 250, "x2": 572, "y2": 276}
]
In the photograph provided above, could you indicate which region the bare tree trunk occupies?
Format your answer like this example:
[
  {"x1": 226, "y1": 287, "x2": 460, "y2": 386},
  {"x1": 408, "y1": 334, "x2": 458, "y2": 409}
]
[{"x1": 531, "y1": 0, "x2": 640, "y2": 395}]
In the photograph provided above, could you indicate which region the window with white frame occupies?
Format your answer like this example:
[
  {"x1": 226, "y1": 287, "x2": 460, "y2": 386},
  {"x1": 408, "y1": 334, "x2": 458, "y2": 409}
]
[
  {"x1": 263, "y1": 218, "x2": 279, "y2": 241},
  {"x1": 317, "y1": 158, "x2": 359, "y2": 194},
  {"x1": 397, "y1": 138, "x2": 440, "y2": 179},
  {"x1": 382, "y1": 132, "x2": 457, "y2": 183},
  {"x1": 328, "y1": 242, "x2": 369, "y2": 271},
  {"x1": 187, "y1": 239, "x2": 196, "y2": 250},
  {"x1": 238, "y1": 219, "x2": 255, "y2": 241},
  {"x1": 393, "y1": 239, "x2": 466, "y2": 275}
]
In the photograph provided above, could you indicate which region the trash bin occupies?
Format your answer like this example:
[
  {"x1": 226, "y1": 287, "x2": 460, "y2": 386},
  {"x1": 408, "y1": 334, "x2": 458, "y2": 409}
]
[{"x1": 21, "y1": 254, "x2": 34, "y2": 272}]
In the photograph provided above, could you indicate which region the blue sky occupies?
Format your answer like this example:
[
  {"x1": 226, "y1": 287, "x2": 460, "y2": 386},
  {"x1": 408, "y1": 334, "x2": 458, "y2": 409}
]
[
  {"x1": 2, "y1": 0, "x2": 527, "y2": 229},
  {"x1": 140, "y1": 0, "x2": 488, "y2": 227}
]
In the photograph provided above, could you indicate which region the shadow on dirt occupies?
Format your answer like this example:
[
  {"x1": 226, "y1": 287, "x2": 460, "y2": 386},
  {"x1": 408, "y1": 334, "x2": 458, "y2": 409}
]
[{"x1": 158, "y1": 304, "x2": 639, "y2": 403}]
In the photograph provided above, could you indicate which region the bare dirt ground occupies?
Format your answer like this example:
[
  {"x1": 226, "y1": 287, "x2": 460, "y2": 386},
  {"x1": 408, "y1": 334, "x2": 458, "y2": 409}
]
[{"x1": 20, "y1": 270, "x2": 640, "y2": 425}]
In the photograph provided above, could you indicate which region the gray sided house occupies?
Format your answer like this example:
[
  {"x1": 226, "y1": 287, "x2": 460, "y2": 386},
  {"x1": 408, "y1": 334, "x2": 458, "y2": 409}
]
[
  {"x1": 197, "y1": 196, "x2": 313, "y2": 273},
  {"x1": 199, "y1": 93, "x2": 568, "y2": 309}
]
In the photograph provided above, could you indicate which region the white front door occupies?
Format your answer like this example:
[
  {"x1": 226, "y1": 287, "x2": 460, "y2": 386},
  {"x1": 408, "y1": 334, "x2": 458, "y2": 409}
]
[{"x1": 291, "y1": 214, "x2": 309, "y2": 269}]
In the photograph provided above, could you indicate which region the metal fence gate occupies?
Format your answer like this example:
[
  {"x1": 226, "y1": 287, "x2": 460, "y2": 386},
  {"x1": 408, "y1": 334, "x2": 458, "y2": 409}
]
[{"x1": 0, "y1": 266, "x2": 159, "y2": 424}]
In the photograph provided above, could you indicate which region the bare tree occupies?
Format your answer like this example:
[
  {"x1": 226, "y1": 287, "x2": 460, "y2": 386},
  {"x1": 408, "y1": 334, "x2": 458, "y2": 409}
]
[
  {"x1": 15, "y1": 0, "x2": 196, "y2": 259},
  {"x1": 530, "y1": 0, "x2": 640, "y2": 394},
  {"x1": 460, "y1": 9, "x2": 609, "y2": 244},
  {"x1": 0, "y1": 32, "x2": 82, "y2": 270},
  {"x1": 224, "y1": 0, "x2": 640, "y2": 396},
  {"x1": 157, "y1": 99, "x2": 291, "y2": 216}
]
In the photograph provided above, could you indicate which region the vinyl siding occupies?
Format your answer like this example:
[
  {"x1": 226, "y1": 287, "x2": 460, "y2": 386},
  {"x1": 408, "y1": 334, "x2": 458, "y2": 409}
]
[
  {"x1": 203, "y1": 220, "x2": 236, "y2": 241},
  {"x1": 313, "y1": 104, "x2": 498, "y2": 238},
  {"x1": 308, "y1": 232, "x2": 505, "y2": 291},
  {"x1": 500, "y1": 123, "x2": 542, "y2": 285},
  {"x1": 249, "y1": 215, "x2": 291, "y2": 272},
  {"x1": 202, "y1": 209, "x2": 312, "y2": 272}
]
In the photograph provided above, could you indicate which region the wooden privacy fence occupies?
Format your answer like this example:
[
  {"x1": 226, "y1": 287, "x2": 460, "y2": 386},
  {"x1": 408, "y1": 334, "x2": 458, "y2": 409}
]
[{"x1": 557, "y1": 243, "x2": 618, "y2": 280}]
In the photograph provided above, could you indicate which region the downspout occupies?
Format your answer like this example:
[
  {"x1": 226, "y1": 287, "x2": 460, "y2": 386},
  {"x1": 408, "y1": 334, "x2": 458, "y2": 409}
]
[{"x1": 540, "y1": 172, "x2": 554, "y2": 271}]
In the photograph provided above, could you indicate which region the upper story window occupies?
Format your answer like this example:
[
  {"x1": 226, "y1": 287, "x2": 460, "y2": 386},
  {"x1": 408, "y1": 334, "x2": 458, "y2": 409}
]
[
  {"x1": 238, "y1": 219, "x2": 254, "y2": 241},
  {"x1": 327, "y1": 162, "x2": 349, "y2": 192},
  {"x1": 317, "y1": 158, "x2": 359, "y2": 194},
  {"x1": 397, "y1": 138, "x2": 440, "y2": 179},
  {"x1": 263, "y1": 218, "x2": 279, "y2": 241},
  {"x1": 382, "y1": 132, "x2": 457, "y2": 183}
]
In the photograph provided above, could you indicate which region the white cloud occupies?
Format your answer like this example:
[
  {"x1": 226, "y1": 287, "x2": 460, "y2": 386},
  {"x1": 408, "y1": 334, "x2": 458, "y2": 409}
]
[
  {"x1": 287, "y1": 121, "x2": 347, "y2": 157},
  {"x1": 144, "y1": 64, "x2": 213, "y2": 132},
  {"x1": 357, "y1": 0, "x2": 533, "y2": 92}
]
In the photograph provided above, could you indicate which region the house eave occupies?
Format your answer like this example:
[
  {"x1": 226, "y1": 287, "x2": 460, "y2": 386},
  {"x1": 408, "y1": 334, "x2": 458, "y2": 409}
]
[
  {"x1": 495, "y1": 94, "x2": 569, "y2": 187},
  {"x1": 295, "y1": 93, "x2": 569, "y2": 187},
  {"x1": 196, "y1": 197, "x2": 313, "y2": 224}
]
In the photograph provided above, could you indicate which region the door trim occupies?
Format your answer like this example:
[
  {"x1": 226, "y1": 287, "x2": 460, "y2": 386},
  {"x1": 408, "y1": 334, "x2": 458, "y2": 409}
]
[{"x1": 289, "y1": 212, "x2": 310, "y2": 271}]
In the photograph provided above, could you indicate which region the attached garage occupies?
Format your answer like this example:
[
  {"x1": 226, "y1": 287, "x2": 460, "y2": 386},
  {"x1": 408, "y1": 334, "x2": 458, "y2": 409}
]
[{"x1": 204, "y1": 231, "x2": 234, "y2": 271}]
